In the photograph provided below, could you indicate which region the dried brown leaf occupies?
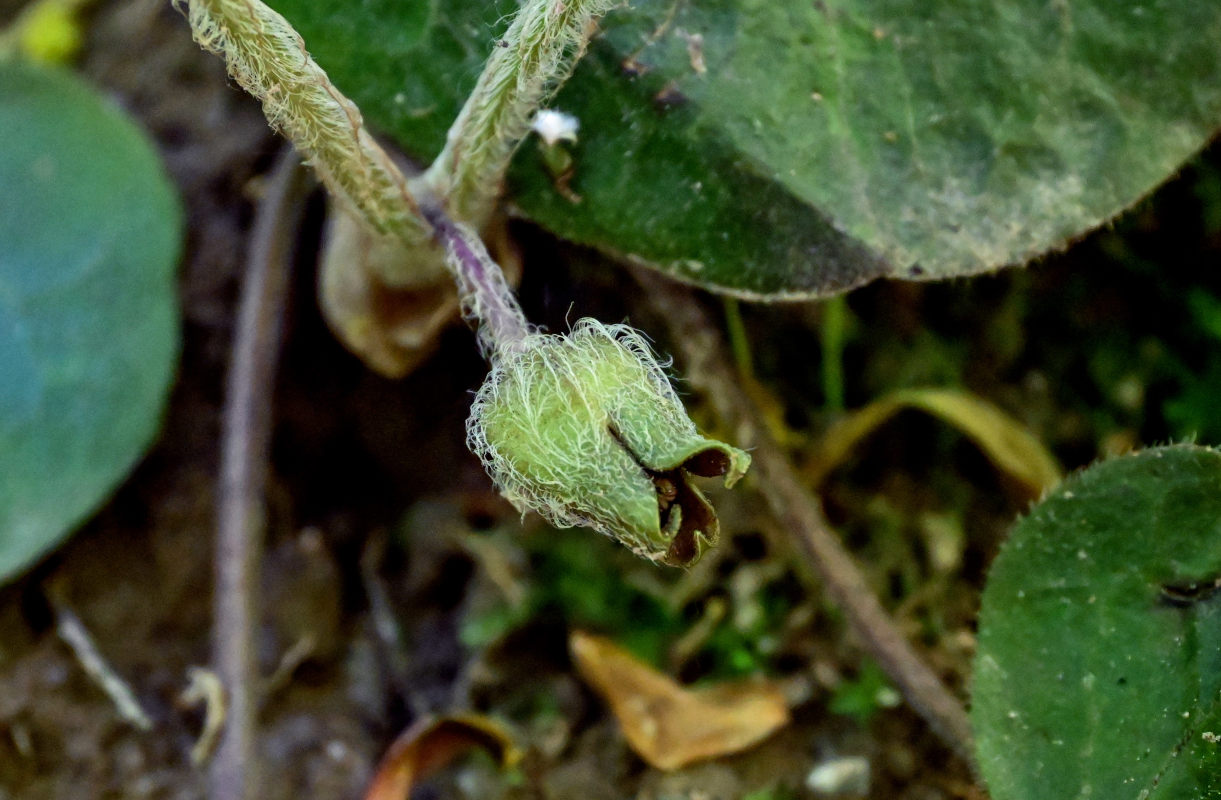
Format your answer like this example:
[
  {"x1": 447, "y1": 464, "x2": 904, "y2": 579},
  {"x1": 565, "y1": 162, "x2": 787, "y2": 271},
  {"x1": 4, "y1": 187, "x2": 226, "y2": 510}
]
[
  {"x1": 362, "y1": 713, "x2": 520, "y2": 800},
  {"x1": 320, "y1": 207, "x2": 522, "y2": 378},
  {"x1": 570, "y1": 630, "x2": 790, "y2": 771}
]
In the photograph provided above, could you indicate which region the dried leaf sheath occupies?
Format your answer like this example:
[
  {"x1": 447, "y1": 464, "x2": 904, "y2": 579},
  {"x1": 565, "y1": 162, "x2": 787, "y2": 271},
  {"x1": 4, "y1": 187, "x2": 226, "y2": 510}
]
[{"x1": 182, "y1": 0, "x2": 430, "y2": 250}]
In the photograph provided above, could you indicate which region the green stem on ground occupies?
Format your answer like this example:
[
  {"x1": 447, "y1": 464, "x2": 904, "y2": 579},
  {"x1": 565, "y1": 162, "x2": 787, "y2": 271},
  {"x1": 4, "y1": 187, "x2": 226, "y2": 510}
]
[{"x1": 722, "y1": 297, "x2": 755, "y2": 380}]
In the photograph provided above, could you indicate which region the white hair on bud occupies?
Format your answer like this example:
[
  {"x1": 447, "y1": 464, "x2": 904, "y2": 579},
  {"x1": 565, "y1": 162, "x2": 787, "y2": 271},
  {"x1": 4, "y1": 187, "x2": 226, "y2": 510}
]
[{"x1": 466, "y1": 319, "x2": 696, "y2": 546}]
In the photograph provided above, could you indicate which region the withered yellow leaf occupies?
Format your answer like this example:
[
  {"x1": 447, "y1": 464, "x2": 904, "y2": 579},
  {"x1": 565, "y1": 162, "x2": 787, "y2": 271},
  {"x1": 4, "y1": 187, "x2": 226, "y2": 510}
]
[{"x1": 809, "y1": 388, "x2": 1060, "y2": 497}]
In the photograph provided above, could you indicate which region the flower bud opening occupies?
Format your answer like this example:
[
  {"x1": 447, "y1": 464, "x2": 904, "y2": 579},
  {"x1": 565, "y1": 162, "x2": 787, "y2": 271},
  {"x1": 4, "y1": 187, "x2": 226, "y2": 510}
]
[{"x1": 467, "y1": 319, "x2": 750, "y2": 566}]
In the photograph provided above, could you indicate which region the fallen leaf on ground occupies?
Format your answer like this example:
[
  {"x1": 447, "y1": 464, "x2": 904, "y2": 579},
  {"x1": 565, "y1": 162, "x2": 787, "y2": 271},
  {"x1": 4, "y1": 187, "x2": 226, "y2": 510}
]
[
  {"x1": 362, "y1": 713, "x2": 520, "y2": 800},
  {"x1": 570, "y1": 630, "x2": 790, "y2": 771},
  {"x1": 808, "y1": 388, "x2": 1060, "y2": 497}
]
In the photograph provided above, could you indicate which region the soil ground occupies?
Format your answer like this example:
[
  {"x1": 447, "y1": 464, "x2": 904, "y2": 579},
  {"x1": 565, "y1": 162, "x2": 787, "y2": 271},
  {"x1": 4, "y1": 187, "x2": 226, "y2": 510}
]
[{"x1": 1, "y1": 0, "x2": 1219, "y2": 797}]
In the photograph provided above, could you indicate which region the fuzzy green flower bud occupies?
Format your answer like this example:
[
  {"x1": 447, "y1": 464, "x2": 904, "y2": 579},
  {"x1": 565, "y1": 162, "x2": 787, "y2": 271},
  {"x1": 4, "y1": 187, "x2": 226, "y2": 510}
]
[{"x1": 467, "y1": 320, "x2": 751, "y2": 566}]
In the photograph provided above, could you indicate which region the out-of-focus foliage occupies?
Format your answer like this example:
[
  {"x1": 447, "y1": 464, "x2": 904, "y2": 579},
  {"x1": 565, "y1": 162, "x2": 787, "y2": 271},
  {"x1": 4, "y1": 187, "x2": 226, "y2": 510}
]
[
  {"x1": 827, "y1": 660, "x2": 900, "y2": 724},
  {"x1": 457, "y1": 521, "x2": 802, "y2": 680},
  {"x1": 809, "y1": 387, "x2": 1061, "y2": 496},
  {"x1": 0, "y1": 61, "x2": 181, "y2": 582}
]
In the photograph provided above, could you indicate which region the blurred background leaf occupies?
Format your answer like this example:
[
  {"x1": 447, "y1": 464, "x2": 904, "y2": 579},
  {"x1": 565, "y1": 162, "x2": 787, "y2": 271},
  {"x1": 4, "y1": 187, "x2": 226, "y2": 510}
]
[{"x1": 0, "y1": 61, "x2": 181, "y2": 582}]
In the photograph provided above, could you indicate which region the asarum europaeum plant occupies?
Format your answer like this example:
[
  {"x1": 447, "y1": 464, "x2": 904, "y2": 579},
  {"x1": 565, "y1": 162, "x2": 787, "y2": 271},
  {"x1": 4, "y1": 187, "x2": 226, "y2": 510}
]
[{"x1": 184, "y1": 0, "x2": 751, "y2": 565}]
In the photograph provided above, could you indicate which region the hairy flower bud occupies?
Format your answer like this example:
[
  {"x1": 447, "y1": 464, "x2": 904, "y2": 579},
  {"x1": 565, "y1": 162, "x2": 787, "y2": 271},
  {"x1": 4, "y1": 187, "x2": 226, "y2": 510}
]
[{"x1": 467, "y1": 320, "x2": 750, "y2": 566}]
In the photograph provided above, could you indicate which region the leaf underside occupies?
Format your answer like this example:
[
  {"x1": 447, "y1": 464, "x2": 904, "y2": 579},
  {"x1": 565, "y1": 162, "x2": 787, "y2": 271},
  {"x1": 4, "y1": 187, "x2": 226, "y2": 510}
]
[
  {"x1": 973, "y1": 445, "x2": 1221, "y2": 799},
  {"x1": 272, "y1": 0, "x2": 1221, "y2": 298}
]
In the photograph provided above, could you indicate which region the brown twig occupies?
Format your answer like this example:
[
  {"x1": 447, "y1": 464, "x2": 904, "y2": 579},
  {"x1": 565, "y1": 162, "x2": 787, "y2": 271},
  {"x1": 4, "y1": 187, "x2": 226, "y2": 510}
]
[
  {"x1": 212, "y1": 149, "x2": 309, "y2": 800},
  {"x1": 633, "y1": 269, "x2": 977, "y2": 767}
]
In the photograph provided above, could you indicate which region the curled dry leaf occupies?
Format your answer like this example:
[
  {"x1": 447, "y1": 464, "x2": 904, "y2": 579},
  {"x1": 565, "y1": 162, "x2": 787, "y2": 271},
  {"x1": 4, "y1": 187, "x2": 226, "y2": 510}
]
[
  {"x1": 809, "y1": 387, "x2": 1061, "y2": 498},
  {"x1": 570, "y1": 630, "x2": 790, "y2": 771},
  {"x1": 362, "y1": 713, "x2": 521, "y2": 800},
  {"x1": 320, "y1": 207, "x2": 523, "y2": 378}
]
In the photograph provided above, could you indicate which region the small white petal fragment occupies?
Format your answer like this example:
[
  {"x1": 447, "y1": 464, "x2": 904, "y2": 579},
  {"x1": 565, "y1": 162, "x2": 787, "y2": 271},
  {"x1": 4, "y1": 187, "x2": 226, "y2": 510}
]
[
  {"x1": 678, "y1": 29, "x2": 706, "y2": 74},
  {"x1": 532, "y1": 109, "x2": 580, "y2": 145}
]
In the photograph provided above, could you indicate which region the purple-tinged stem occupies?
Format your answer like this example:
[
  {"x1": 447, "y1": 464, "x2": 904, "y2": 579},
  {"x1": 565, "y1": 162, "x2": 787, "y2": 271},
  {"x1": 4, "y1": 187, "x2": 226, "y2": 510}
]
[{"x1": 426, "y1": 210, "x2": 531, "y2": 360}]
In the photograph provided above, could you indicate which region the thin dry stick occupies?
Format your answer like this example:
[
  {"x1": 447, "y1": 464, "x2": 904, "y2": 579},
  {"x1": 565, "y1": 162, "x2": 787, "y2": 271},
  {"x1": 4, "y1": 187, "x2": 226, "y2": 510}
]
[
  {"x1": 634, "y1": 270, "x2": 976, "y2": 767},
  {"x1": 49, "y1": 592, "x2": 154, "y2": 731},
  {"x1": 213, "y1": 149, "x2": 310, "y2": 800}
]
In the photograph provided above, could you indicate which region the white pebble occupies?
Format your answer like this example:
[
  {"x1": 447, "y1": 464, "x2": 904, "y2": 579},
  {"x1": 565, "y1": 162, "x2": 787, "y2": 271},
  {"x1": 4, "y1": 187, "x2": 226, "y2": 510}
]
[{"x1": 806, "y1": 755, "x2": 870, "y2": 796}]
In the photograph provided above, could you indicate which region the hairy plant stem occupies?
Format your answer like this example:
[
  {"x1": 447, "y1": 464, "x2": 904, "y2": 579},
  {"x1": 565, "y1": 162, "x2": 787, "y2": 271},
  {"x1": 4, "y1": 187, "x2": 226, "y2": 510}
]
[
  {"x1": 185, "y1": 0, "x2": 612, "y2": 243},
  {"x1": 425, "y1": 209, "x2": 530, "y2": 361},
  {"x1": 185, "y1": 0, "x2": 614, "y2": 373},
  {"x1": 417, "y1": 0, "x2": 617, "y2": 355},
  {"x1": 213, "y1": 150, "x2": 308, "y2": 800},
  {"x1": 634, "y1": 269, "x2": 978, "y2": 768},
  {"x1": 182, "y1": 0, "x2": 431, "y2": 260},
  {"x1": 417, "y1": 0, "x2": 616, "y2": 226}
]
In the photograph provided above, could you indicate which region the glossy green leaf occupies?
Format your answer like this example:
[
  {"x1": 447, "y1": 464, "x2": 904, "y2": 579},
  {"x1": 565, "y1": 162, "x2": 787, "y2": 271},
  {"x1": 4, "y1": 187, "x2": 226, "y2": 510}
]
[
  {"x1": 272, "y1": 0, "x2": 1221, "y2": 297},
  {"x1": 973, "y1": 445, "x2": 1221, "y2": 799},
  {"x1": 0, "y1": 61, "x2": 182, "y2": 582}
]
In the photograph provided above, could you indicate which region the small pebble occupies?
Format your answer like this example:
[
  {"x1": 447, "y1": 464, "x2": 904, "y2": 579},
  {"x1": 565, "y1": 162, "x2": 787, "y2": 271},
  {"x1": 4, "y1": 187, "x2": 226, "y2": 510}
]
[{"x1": 806, "y1": 755, "x2": 870, "y2": 797}]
